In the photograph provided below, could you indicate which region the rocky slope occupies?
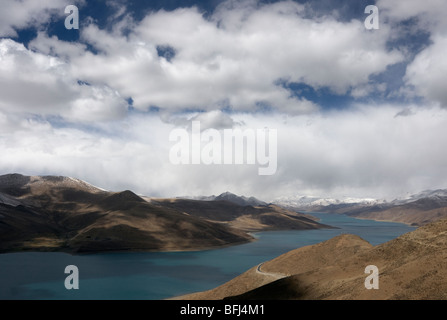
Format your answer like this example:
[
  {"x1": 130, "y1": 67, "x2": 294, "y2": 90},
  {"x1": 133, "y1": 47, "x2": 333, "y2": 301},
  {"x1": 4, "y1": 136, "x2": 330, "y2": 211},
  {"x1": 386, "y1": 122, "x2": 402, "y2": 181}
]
[
  {"x1": 181, "y1": 218, "x2": 447, "y2": 300},
  {"x1": 0, "y1": 174, "x2": 329, "y2": 253},
  {"x1": 151, "y1": 198, "x2": 328, "y2": 232}
]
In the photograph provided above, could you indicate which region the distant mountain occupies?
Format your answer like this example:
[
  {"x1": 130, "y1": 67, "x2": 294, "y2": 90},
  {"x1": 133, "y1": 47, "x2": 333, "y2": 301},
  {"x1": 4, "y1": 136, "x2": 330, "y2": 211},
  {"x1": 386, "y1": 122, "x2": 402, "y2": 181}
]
[
  {"x1": 390, "y1": 189, "x2": 447, "y2": 205},
  {"x1": 181, "y1": 217, "x2": 447, "y2": 300},
  {"x1": 213, "y1": 192, "x2": 267, "y2": 206},
  {"x1": 273, "y1": 189, "x2": 447, "y2": 226},
  {"x1": 151, "y1": 198, "x2": 330, "y2": 232},
  {"x1": 0, "y1": 174, "x2": 329, "y2": 254},
  {"x1": 273, "y1": 195, "x2": 384, "y2": 209},
  {"x1": 339, "y1": 196, "x2": 447, "y2": 226},
  {"x1": 183, "y1": 191, "x2": 267, "y2": 207}
]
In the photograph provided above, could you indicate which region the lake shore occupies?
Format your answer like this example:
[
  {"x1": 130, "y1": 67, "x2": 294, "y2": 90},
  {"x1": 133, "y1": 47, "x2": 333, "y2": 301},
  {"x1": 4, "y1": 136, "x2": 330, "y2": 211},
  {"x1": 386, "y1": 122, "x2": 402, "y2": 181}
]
[{"x1": 0, "y1": 213, "x2": 415, "y2": 299}]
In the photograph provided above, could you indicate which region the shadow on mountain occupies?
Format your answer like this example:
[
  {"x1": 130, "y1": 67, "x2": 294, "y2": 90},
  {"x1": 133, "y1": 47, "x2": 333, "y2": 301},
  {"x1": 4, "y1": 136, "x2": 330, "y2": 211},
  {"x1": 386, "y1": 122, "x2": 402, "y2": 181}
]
[{"x1": 0, "y1": 174, "x2": 330, "y2": 254}]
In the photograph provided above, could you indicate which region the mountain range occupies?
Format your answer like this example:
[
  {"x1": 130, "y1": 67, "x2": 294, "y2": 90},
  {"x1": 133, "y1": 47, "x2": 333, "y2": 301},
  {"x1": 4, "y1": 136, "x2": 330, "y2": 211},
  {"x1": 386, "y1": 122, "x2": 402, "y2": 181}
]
[
  {"x1": 0, "y1": 173, "x2": 328, "y2": 254},
  {"x1": 179, "y1": 191, "x2": 267, "y2": 207},
  {"x1": 2, "y1": 173, "x2": 447, "y2": 299},
  {"x1": 273, "y1": 189, "x2": 447, "y2": 226}
]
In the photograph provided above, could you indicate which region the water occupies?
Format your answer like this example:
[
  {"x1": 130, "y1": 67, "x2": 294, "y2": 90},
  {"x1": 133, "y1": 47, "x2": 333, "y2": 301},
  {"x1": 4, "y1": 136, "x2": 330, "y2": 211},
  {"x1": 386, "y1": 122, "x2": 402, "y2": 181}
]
[{"x1": 0, "y1": 213, "x2": 415, "y2": 300}]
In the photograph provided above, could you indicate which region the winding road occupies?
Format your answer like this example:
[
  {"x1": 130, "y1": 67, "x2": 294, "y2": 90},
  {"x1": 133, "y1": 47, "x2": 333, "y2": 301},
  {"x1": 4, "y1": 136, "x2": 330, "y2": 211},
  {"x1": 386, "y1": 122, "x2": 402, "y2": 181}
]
[{"x1": 255, "y1": 262, "x2": 287, "y2": 280}]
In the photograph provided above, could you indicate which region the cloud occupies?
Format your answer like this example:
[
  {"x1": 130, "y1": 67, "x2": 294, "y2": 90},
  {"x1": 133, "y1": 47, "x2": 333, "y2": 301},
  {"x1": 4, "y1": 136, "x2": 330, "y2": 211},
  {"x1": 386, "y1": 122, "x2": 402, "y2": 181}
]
[
  {"x1": 29, "y1": 31, "x2": 87, "y2": 59},
  {"x1": 394, "y1": 107, "x2": 414, "y2": 118},
  {"x1": 26, "y1": 0, "x2": 402, "y2": 115},
  {"x1": 377, "y1": 0, "x2": 447, "y2": 34},
  {"x1": 189, "y1": 110, "x2": 239, "y2": 130},
  {"x1": 0, "y1": 38, "x2": 128, "y2": 122},
  {"x1": 405, "y1": 34, "x2": 447, "y2": 107},
  {"x1": 1, "y1": 0, "x2": 446, "y2": 202},
  {"x1": 1, "y1": 105, "x2": 447, "y2": 201},
  {"x1": 377, "y1": 0, "x2": 447, "y2": 108},
  {"x1": 0, "y1": 0, "x2": 83, "y2": 37}
]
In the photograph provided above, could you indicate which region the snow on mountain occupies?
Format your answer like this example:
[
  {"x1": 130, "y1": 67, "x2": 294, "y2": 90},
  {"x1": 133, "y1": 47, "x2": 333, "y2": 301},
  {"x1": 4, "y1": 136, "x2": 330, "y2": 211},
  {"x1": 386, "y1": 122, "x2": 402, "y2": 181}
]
[
  {"x1": 272, "y1": 195, "x2": 386, "y2": 209},
  {"x1": 25, "y1": 175, "x2": 107, "y2": 193},
  {"x1": 0, "y1": 173, "x2": 107, "y2": 196},
  {"x1": 391, "y1": 189, "x2": 447, "y2": 205},
  {"x1": 273, "y1": 188, "x2": 447, "y2": 210}
]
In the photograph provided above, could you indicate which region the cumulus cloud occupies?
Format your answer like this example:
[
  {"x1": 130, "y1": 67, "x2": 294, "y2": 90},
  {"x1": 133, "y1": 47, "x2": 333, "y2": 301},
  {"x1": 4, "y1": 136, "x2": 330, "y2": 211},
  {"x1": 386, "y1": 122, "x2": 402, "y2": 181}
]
[
  {"x1": 0, "y1": 0, "x2": 84, "y2": 37},
  {"x1": 377, "y1": 0, "x2": 447, "y2": 107},
  {"x1": 189, "y1": 110, "x2": 239, "y2": 130},
  {"x1": 377, "y1": 0, "x2": 447, "y2": 33},
  {"x1": 0, "y1": 38, "x2": 128, "y2": 122},
  {"x1": 24, "y1": 1, "x2": 402, "y2": 115},
  {"x1": 29, "y1": 31, "x2": 87, "y2": 59},
  {"x1": 1, "y1": 0, "x2": 446, "y2": 201},
  {"x1": 405, "y1": 35, "x2": 447, "y2": 107}
]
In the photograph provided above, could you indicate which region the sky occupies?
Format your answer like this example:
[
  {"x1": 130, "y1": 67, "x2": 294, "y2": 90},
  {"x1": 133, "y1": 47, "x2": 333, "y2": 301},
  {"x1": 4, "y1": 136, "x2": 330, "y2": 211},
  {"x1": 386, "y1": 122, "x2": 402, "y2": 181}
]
[{"x1": 0, "y1": 0, "x2": 446, "y2": 202}]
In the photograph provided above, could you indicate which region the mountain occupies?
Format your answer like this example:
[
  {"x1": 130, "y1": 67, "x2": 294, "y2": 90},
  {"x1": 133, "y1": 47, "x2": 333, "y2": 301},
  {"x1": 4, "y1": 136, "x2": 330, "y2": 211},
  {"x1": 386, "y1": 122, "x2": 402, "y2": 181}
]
[
  {"x1": 317, "y1": 190, "x2": 447, "y2": 226},
  {"x1": 273, "y1": 195, "x2": 385, "y2": 210},
  {"x1": 182, "y1": 192, "x2": 267, "y2": 207},
  {"x1": 391, "y1": 189, "x2": 447, "y2": 205},
  {"x1": 213, "y1": 192, "x2": 267, "y2": 207},
  {"x1": 0, "y1": 173, "x2": 105, "y2": 196},
  {"x1": 273, "y1": 189, "x2": 447, "y2": 226},
  {"x1": 338, "y1": 197, "x2": 447, "y2": 226},
  {"x1": 0, "y1": 174, "x2": 329, "y2": 254},
  {"x1": 0, "y1": 174, "x2": 249, "y2": 253},
  {"x1": 150, "y1": 198, "x2": 330, "y2": 232},
  {"x1": 180, "y1": 217, "x2": 447, "y2": 300}
]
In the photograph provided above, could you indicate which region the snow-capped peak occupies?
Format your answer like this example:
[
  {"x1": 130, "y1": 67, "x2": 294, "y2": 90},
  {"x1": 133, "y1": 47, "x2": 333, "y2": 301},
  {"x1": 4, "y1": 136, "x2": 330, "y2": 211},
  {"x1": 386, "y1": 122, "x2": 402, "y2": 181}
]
[{"x1": 272, "y1": 195, "x2": 385, "y2": 208}]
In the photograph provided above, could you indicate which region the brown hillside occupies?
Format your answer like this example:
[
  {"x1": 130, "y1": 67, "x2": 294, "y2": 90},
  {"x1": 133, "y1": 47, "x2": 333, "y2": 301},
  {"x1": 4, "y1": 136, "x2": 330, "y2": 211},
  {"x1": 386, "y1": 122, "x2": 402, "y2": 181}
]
[
  {"x1": 181, "y1": 218, "x2": 447, "y2": 300},
  {"x1": 152, "y1": 199, "x2": 331, "y2": 232},
  {"x1": 0, "y1": 174, "x2": 330, "y2": 254},
  {"x1": 0, "y1": 174, "x2": 251, "y2": 253}
]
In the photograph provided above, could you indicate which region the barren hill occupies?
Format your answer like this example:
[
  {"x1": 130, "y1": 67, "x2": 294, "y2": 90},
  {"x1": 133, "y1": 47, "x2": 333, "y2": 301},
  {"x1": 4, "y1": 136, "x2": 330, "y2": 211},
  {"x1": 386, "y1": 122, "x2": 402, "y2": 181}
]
[
  {"x1": 152, "y1": 198, "x2": 328, "y2": 232},
  {"x1": 281, "y1": 189, "x2": 447, "y2": 227},
  {"x1": 181, "y1": 218, "x2": 447, "y2": 300},
  {"x1": 0, "y1": 174, "x2": 329, "y2": 254},
  {"x1": 336, "y1": 199, "x2": 447, "y2": 226}
]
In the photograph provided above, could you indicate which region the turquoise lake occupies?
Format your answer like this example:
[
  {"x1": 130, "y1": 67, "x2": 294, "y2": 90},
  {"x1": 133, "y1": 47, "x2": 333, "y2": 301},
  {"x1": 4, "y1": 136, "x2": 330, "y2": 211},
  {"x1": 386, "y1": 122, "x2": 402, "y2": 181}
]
[{"x1": 0, "y1": 213, "x2": 415, "y2": 300}]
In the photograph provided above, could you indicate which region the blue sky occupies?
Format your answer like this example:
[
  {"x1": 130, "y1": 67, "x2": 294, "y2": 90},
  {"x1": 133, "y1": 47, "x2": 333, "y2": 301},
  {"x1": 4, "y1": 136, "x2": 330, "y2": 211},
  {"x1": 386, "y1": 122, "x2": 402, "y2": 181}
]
[{"x1": 0, "y1": 0, "x2": 446, "y2": 201}]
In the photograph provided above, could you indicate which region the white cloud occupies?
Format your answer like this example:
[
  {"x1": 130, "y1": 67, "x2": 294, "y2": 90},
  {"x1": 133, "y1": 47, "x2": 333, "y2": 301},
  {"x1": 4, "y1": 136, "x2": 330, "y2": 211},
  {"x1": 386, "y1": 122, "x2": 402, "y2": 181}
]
[
  {"x1": 377, "y1": 0, "x2": 447, "y2": 34},
  {"x1": 0, "y1": 38, "x2": 128, "y2": 122},
  {"x1": 377, "y1": 0, "x2": 447, "y2": 107},
  {"x1": 405, "y1": 34, "x2": 447, "y2": 107},
  {"x1": 1, "y1": 105, "x2": 447, "y2": 201},
  {"x1": 0, "y1": 0, "x2": 83, "y2": 37},
  {"x1": 29, "y1": 31, "x2": 87, "y2": 60},
  {"x1": 189, "y1": 110, "x2": 239, "y2": 130},
  {"x1": 29, "y1": 1, "x2": 401, "y2": 115},
  {"x1": 1, "y1": 0, "x2": 446, "y2": 202}
]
